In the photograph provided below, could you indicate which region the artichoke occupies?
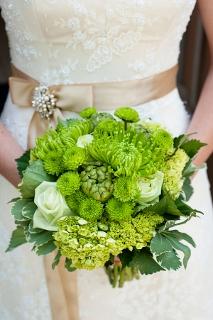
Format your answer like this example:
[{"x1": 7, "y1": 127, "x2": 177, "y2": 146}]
[{"x1": 80, "y1": 164, "x2": 114, "y2": 202}]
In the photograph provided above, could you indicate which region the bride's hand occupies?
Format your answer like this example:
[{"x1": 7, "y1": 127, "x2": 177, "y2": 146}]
[{"x1": 0, "y1": 122, "x2": 24, "y2": 187}]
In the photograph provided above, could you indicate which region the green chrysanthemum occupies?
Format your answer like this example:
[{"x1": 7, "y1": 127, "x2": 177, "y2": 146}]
[
  {"x1": 93, "y1": 119, "x2": 123, "y2": 138},
  {"x1": 80, "y1": 107, "x2": 97, "y2": 119},
  {"x1": 65, "y1": 190, "x2": 87, "y2": 212},
  {"x1": 163, "y1": 149, "x2": 189, "y2": 199},
  {"x1": 106, "y1": 198, "x2": 133, "y2": 222},
  {"x1": 43, "y1": 150, "x2": 64, "y2": 175},
  {"x1": 63, "y1": 146, "x2": 86, "y2": 170},
  {"x1": 79, "y1": 198, "x2": 103, "y2": 222},
  {"x1": 57, "y1": 172, "x2": 81, "y2": 196},
  {"x1": 114, "y1": 176, "x2": 139, "y2": 202},
  {"x1": 115, "y1": 107, "x2": 139, "y2": 123}
]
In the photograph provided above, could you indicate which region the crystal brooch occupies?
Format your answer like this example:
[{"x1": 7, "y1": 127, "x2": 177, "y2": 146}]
[{"x1": 32, "y1": 85, "x2": 57, "y2": 119}]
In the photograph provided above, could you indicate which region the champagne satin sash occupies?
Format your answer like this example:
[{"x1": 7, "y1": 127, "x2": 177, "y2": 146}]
[{"x1": 9, "y1": 64, "x2": 178, "y2": 320}]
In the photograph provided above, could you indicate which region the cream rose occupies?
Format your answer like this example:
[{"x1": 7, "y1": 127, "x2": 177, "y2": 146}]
[
  {"x1": 137, "y1": 171, "x2": 164, "y2": 204},
  {"x1": 33, "y1": 181, "x2": 71, "y2": 231}
]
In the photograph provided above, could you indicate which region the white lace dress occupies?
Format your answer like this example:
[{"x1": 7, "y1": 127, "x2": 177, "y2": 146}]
[{"x1": 0, "y1": 1, "x2": 213, "y2": 319}]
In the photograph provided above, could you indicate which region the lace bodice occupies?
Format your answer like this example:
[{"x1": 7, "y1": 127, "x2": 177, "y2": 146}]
[{"x1": 0, "y1": 0, "x2": 196, "y2": 85}]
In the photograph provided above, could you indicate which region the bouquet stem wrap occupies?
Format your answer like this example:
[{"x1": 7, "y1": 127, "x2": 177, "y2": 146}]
[{"x1": 9, "y1": 65, "x2": 178, "y2": 320}]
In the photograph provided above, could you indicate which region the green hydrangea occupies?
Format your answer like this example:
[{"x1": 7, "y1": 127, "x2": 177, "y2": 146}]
[
  {"x1": 80, "y1": 107, "x2": 97, "y2": 119},
  {"x1": 163, "y1": 149, "x2": 189, "y2": 199},
  {"x1": 79, "y1": 198, "x2": 103, "y2": 221},
  {"x1": 63, "y1": 146, "x2": 86, "y2": 170},
  {"x1": 113, "y1": 176, "x2": 139, "y2": 202},
  {"x1": 106, "y1": 198, "x2": 133, "y2": 222},
  {"x1": 57, "y1": 172, "x2": 81, "y2": 196},
  {"x1": 54, "y1": 212, "x2": 163, "y2": 270},
  {"x1": 54, "y1": 216, "x2": 121, "y2": 270},
  {"x1": 65, "y1": 190, "x2": 87, "y2": 212},
  {"x1": 114, "y1": 107, "x2": 139, "y2": 123}
]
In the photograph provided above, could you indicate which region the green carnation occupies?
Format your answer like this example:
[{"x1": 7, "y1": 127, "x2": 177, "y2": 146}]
[
  {"x1": 114, "y1": 107, "x2": 139, "y2": 123},
  {"x1": 79, "y1": 198, "x2": 103, "y2": 221},
  {"x1": 114, "y1": 176, "x2": 139, "y2": 202},
  {"x1": 80, "y1": 107, "x2": 97, "y2": 119},
  {"x1": 57, "y1": 172, "x2": 81, "y2": 196},
  {"x1": 106, "y1": 198, "x2": 133, "y2": 222},
  {"x1": 163, "y1": 149, "x2": 189, "y2": 199},
  {"x1": 63, "y1": 146, "x2": 86, "y2": 170}
]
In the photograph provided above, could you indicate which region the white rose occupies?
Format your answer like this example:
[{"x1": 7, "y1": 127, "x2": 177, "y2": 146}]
[
  {"x1": 77, "y1": 134, "x2": 94, "y2": 148},
  {"x1": 33, "y1": 181, "x2": 71, "y2": 231},
  {"x1": 137, "y1": 171, "x2": 164, "y2": 204}
]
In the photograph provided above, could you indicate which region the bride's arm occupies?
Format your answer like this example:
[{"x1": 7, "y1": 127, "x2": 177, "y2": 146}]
[
  {"x1": 0, "y1": 122, "x2": 23, "y2": 186},
  {"x1": 187, "y1": 0, "x2": 213, "y2": 166}
]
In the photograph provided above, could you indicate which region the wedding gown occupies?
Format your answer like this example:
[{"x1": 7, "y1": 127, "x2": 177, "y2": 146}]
[{"x1": 1, "y1": 1, "x2": 213, "y2": 319}]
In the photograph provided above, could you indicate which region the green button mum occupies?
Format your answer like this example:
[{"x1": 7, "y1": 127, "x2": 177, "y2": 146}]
[
  {"x1": 57, "y1": 172, "x2": 81, "y2": 196},
  {"x1": 114, "y1": 107, "x2": 139, "y2": 123}
]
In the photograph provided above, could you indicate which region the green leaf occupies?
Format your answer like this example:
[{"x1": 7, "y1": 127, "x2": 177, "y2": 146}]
[
  {"x1": 150, "y1": 233, "x2": 173, "y2": 256},
  {"x1": 181, "y1": 139, "x2": 206, "y2": 158},
  {"x1": 130, "y1": 249, "x2": 165, "y2": 275},
  {"x1": 11, "y1": 199, "x2": 30, "y2": 222},
  {"x1": 147, "y1": 195, "x2": 182, "y2": 216},
  {"x1": 19, "y1": 160, "x2": 55, "y2": 198},
  {"x1": 52, "y1": 251, "x2": 62, "y2": 269},
  {"x1": 6, "y1": 226, "x2": 27, "y2": 252},
  {"x1": 163, "y1": 230, "x2": 196, "y2": 248},
  {"x1": 119, "y1": 250, "x2": 134, "y2": 268},
  {"x1": 175, "y1": 199, "x2": 201, "y2": 216},
  {"x1": 35, "y1": 241, "x2": 56, "y2": 256},
  {"x1": 8, "y1": 197, "x2": 21, "y2": 204},
  {"x1": 164, "y1": 235, "x2": 191, "y2": 268},
  {"x1": 156, "y1": 250, "x2": 181, "y2": 270},
  {"x1": 181, "y1": 177, "x2": 193, "y2": 201},
  {"x1": 16, "y1": 150, "x2": 31, "y2": 178},
  {"x1": 22, "y1": 202, "x2": 37, "y2": 220},
  {"x1": 174, "y1": 134, "x2": 188, "y2": 149},
  {"x1": 28, "y1": 221, "x2": 44, "y2": 234},
  {"x1": 28, "y1": 230, "x2": 54, "y2": 246},
  {"x1": 65, "y1": 258, "x2": 76, "y2": 272},
  {"x1": 182, "y1": 161, "x2": 197, "y2": 178}
]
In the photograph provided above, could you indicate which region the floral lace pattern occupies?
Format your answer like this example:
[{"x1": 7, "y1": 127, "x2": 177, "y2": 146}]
[{"x1": 0, "y1": 0, "x2": 196, "y2": 84}]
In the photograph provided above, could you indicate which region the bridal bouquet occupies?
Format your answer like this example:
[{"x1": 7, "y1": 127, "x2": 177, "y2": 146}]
[{"x1": 7, "y1": 107, "x2": 205, "y2": 287}]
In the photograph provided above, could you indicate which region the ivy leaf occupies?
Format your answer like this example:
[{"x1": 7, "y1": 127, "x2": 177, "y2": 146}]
[
  {"x1": 130, "y1": 249, "x2": 165, "y2": 275},
  {"x1": 19, "y1": 160, "x2": 55, "y2": 198},
  {"x1": 181, "y1": 139, "x2": 206, "y2": 158},
  {"x1": 11, "y1": 199, "x2": 30, "y2": 222},
  {"x1": 22, "y1": 202, "x2": 37, "y2": 220},
  {"x1": 35, "y1": 241, "x2": 56, "y2": 256},
  {"x1": 28, "y1": 230, "x2": 54, "y2": 246},
  {"x1": 6, "y1": 226, "x2": 27, "y2": 252},
  {"x1": 150, "y1": 233, "x2": 173, "y2": 256},
  {"x1": 52, "y1": 251, "x2": 62, "y2": 269},
  {"x1": 156, "y1": 250, "x2": 181, "y2": 270},
  {"x1": 65, "y1": 258, "x2": 76, "y2": 272},
  {"x1": 16, "y1": 150, "x2": 31, "y2": 178}
]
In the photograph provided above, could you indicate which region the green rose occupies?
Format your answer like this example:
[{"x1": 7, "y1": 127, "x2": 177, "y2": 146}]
[
  {"x1": 33, "y1": 181, "x2": 71, "y2": 231},
  {"x1": 137, "y1": 171, "x2": 164, "y2": 204}
]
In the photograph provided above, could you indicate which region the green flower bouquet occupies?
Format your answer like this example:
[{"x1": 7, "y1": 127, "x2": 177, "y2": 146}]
[{"x1": 7, "y1": 107, "x2": 206, "y2": 287}]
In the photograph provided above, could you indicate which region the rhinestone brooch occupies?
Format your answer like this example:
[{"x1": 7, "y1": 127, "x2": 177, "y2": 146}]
[{"x1": 32, "y1": 85, "x2": 57, "y2": 119}]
